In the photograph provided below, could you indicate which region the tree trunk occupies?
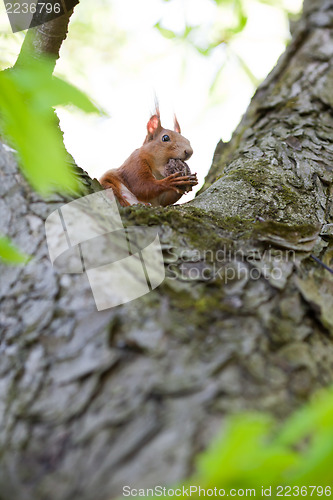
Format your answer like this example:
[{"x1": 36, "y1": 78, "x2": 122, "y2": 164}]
[
  {"x1": 15, "y1": 0, "x2": 78, "y2": 70},
  {"x1": 0, "y1": 1, "x2": 333, "y2": 499}
]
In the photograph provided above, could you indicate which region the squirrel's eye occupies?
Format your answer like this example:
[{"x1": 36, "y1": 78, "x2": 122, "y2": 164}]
[{"x1": 162, "y1": 135, "x2": 170, "y2": 142}]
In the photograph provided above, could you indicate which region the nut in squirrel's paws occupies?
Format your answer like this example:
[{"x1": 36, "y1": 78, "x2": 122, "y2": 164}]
[{"x1": 164, "y1": 159, "x2": 197, "y2": 193}]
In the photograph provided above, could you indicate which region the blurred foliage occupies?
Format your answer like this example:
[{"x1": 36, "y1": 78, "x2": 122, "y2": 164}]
[
  {"x1": 0, "y1": 56, "x2": 99, "y2": 194},
  {"x1": 0, "y1": 31, "x2": 24, "y2": 71},
  {"x1": 157, "y1": 0, "x2": 248, "y2": 53},
  {"x1": 179, "y1": 387, "x2": 333, "y2": 497},
  {"x1": 0, "y1": 235, "x2": 29, "y2": 264},
  {"x1": 0, "y1": 56, "x2": 101, "y2": 263},
  {"x1": 55, "y1": 1, "x2": 127, "y2": 85},
  {"x1": 0, "y1": 1, "x2": 125, "y2": 71},
  {"x1": 156, "y1": 0, "x2": 301, "y2": 89}
]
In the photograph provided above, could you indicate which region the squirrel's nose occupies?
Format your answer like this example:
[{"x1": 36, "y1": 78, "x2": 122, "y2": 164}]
[{"x1": 184, "y1": 147, "x2": 193, "y2": 160}]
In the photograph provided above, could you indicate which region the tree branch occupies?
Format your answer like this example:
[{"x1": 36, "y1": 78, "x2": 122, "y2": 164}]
[
  {"x1": 192, "y1": 0, "x2": 333, "y2": 230},
  {"x1": 15, "y1": 0, "x2": 78, "y2": 71},
  {"x1": 1, "y1": 0, "x2": 333, "y2": 499}
]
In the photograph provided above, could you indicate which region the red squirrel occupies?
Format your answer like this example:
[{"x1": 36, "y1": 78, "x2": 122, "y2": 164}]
[{"x1": 99, "y1": 110, "x2": 198, "y2": 207}]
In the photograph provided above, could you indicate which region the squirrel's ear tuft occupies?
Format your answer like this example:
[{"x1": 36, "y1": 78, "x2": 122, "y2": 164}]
[
  {"x1": 147, "y1": 114, "x2": 161, "y2": 136},
  {"x1": 174, "y1": 115, "x2": 181, "y2": 134}
]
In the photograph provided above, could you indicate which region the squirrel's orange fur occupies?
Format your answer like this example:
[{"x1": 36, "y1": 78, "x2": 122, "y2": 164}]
[{"x1": 99, "y1": 111, "x2": 197, "y2": 207}]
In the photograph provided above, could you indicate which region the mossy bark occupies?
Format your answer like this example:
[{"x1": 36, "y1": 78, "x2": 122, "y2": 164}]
[{"x1": 0, "y1": 1, "x2": 333, "y2": 499}]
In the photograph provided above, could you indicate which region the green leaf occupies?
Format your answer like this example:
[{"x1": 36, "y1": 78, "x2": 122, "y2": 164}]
[
  {"x1": 154, "y1": 22, "x2": 177, "y2": 40},
  {"x1": 213, "y1": 0, "x2": 234, "y2": 5},
  {"x1": 49, "y1": 77, "x2": 100, "y2": 113},
  {"x1": 257, "y1": 0, "x2": 283, "y2": 7},
  {"x1": 196, "y1": 46, "x2": 214, "y2": 56},
  {"x1": 209, "y1": 60, "x2": 227, "y2": 93},
  {"x1": 233, "y1": 51, "x2": 260, "y2": 87},
  {"x1": 278, "y1": 387, "x2": 333, "y2": 446},
  {"x1": 10, "y1": 64, "x2": 100, "y2": 114},
  {"x1": 195, "y1": 413, "x2": 296, "y2": 490},
  {"x1": 0, "y1": 236, "x2": 29, "y2": 264},
  {"x1": 187, "y1": 388, "x2": 333, "y2": 497},
  {"x1": 183, "y1": 25, "x2": 195, "y2": 39},
  {"x1": 0, "y1": 56, "x2": 100, "y2": 195}
]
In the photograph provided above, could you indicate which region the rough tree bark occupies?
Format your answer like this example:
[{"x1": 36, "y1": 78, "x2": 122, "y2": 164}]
[{"x1": 0, "y1": 1, "x2": 333, "y2": 499}]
